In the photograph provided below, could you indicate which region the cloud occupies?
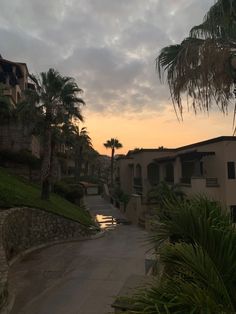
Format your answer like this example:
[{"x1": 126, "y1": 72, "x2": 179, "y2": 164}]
[{"x1": 0, "y1": 0, "x2": 215, "y2": 117}]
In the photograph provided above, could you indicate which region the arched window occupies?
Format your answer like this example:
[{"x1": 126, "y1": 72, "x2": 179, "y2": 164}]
[
  {"x1": 147, "y1": 163, "x2": 159, "y2": 185},
  {"x1": 135, "y1": 164, "x2": 142, "y2": 178}
]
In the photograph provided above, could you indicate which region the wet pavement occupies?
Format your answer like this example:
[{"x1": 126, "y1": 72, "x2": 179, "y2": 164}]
[{"x1": 8, "y1": 195, "x2": 148, "y2": 314}]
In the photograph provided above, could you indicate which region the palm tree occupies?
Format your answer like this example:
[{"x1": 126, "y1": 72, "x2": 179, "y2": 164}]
[
  {"x1": 157, "y1": 0, "x2": 236, "y2": 120},
  {"x1": 124, "y1": 196, "x2": 236, "y2": 313},
  {"x1": 23, "y1": 69, "x2": 85, "y2": 199},
  {"x1": 62, "y1": 123, "x2": 93, "y2": 182},
  {"x1": 73, "y1": 126, "x2": 92, "y2": 182},
  {"x1": 82, "y1": 146, "x2": 100, "y2": 178},
  {"x1": 103, "y1": 138, "x2": 122, "y2": 187}
]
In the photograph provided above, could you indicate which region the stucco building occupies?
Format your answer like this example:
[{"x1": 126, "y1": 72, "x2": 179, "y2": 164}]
[
  {"x1": 0, "y1": 56, "x2": 40, "y2": 157},
  {"x1": 116, "y1": 136, "x2": 236, "y2": 221}
]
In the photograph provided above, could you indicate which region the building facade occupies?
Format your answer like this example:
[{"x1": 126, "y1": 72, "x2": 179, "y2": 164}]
[
  {"x1": 0, "y1": 56, "x2": 40, "y2": 158},
  {"x1": 116, "y1": 136, "x2": 236, "y2": 220}
]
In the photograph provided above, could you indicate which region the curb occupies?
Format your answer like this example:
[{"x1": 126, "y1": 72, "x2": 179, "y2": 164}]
[{"x1": 9, "y1": 231, "x2": 105, "y2": 267}]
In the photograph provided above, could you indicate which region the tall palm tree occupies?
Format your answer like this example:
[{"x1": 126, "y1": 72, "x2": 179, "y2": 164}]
[
  {"x1": 74, "y1": 126, "x2": 92, "y2": 182},
  {"x1": 82, "y1": 146, "x2": 100, "y2": 178},
  {"x1": 157, "y1": 0, "x2": 236, "y2": 120},
  {"x1": 23, "y1": 69, "x2": 85, "y2": 199},
  {"x1": 62, "y1": 123, "x2": 93, "y2": 181},
  {"x1": 103, "y1": 138, "x2": 122, "y2": 187}
]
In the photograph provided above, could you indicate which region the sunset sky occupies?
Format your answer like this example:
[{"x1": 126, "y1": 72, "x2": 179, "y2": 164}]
[{"x1": 0, "y1": 0, "x2": 234, "y2": 154}]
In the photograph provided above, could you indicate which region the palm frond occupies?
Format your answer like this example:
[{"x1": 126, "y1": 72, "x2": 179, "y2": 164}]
[
  {"x1": 157, "y1": 0, "x2": 236, "y2": 118},
  {"x1": 104, "y1": 138, "x2": 123, "y2": 149}
]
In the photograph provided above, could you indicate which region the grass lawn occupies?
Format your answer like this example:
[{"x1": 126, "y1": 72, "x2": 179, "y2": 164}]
[{"x1": 0, "y1": 167, "x2": 93, "y2": 226}]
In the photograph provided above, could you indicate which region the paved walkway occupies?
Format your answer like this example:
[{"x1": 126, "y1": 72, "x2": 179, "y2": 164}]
[{"x1": 8, "y1": 196, "x2": 148, "y2": 314}]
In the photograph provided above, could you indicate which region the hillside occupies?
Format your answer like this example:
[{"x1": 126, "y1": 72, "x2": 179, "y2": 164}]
[{"x1": 0, "y1": 168, "x2": 93, "y2": 226}]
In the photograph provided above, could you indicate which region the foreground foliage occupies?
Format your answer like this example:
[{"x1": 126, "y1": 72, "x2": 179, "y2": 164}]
[{"x1": 125, "y1": 197, "x2": 236, "y2": 313}]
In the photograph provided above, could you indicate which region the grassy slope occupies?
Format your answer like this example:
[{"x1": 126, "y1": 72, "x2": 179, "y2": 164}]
[{"x1": 0, "y1": 168, "x2": 93, "y2": 226}]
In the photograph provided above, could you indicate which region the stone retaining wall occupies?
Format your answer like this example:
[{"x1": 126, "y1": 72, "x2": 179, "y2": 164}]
[{"x1": 0, "y1": 207, "x2": 92, "y2": 310}]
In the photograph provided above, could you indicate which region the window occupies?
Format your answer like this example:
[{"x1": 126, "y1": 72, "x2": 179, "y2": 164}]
[
  {"x1": 227, "y1": 162, "x2": 235, "y2": 179},
  {"x1": 147, "y1": 163, "x2": 159, "y2": 186},
  {"x1": 230, "y1": 205, "x2": 236, "y2": 223}
]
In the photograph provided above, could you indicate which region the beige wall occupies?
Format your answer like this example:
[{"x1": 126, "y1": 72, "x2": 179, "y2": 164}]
[
  {"x1": 174, "y1": 141, "x2": 236, "y2": 208},
  {"x1": 118, "y1": 139, "x2": 236, "y2": 215},
  {"x1": 117, "y1": 150, "x2": 175, "y2": 197},
  {"x1": 117, "y1": 158, "x2": 134, "y2": 194}
]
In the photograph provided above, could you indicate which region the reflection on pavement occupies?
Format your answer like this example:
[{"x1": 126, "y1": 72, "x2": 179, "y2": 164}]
[{"x1": 96, "y1": 214, "x2": 117, "y2": 230}]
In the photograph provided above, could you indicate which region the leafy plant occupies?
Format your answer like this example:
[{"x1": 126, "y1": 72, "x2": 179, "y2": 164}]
[
  {"x1": 54, "y1": 181, "x2": 84, "y2": 204},
  {"x1": 124, "y1": 197, "x2": 236, "y2": 313},
  {"x1": 147, "y1": 181, "x2": 185, "y2": 207}
]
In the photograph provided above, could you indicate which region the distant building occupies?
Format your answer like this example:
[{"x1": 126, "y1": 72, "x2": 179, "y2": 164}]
[
  {"x1": 116, "y1": 136, "x2": 236, "y2": 222},
  {"x1": 0, "y1": 55, "x2": 40, "y2": 157},
  {"x1": 0, "y1": 56, "x2": 31, "y2": 105}
]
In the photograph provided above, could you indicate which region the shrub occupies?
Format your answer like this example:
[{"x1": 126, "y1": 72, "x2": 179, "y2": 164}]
[
  {"x1": 147, "y1": 181, "x2": 185, "y2": 206},
  {"x1": 113, "y1": 187, "x2": 130, "y2": 208},
  {"x1": 66, "y1": 184, "x2": 84, "y2": 203},
  {"x1": 54, "y1": 181, "x2": 84, "y2": 204},
  {"x1": 53, "y1": 181, "x2": 70, "y2": 198}
]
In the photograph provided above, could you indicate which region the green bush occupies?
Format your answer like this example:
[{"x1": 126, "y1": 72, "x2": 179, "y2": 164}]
[
  {"x1": 66, "y1": 184, "x2": 84, "y2": 203},
  {"x1": 147, "y1": 181, "x2": 185, "y2": 206},
  {"x1": 113, "y1": 187, "x2": 130, "y2": 207},
  {"x1": 53, "y1": 181, "x2": 70, "y2": 198},
  {"x1": 54, "y1": 181, "x2": 84, "y2": 204}
]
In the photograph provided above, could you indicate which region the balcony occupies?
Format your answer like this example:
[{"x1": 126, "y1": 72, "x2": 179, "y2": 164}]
[
  {"x1": 180, "y1": 177, "x2": 219, "y2": 188},
  {"x1": 179, "y1": 177, "x2": 220, "y2": 201},
  {"x1": 206, "y1": 177, "x2": 219, "y2": 187}
]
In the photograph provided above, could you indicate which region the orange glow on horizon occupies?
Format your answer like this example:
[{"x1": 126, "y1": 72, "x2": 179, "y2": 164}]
[{"x1": 82, "y1": 107, "x2": 234, "y2": 155}]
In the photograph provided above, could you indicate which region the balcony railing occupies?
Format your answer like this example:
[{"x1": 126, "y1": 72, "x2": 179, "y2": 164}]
[
  {"x1": 206, "y1": 177, "x2": 219, "y2": 187},
  {"x1": 180, "y1": 177, "x2": 219, "y2": 188}
]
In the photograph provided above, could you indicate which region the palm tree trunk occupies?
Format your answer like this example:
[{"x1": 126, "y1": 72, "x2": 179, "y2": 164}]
[
  {"x1": 41, "y1": 107, "x2": 52, "y2": 200},
  {"x1": 75, "y1": 145, "x2": 83, "y2": 183},
  {"x1": 111, "y1": 147, "x2": 114, "y2": 187},
  {"x1": 49, "y1": 139, "x2": 57, "y2": 191}
]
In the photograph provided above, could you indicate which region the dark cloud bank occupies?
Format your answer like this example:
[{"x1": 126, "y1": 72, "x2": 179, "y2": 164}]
[{"x1": 0, "y1": 0, "x2": 213, "y2": 116}]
